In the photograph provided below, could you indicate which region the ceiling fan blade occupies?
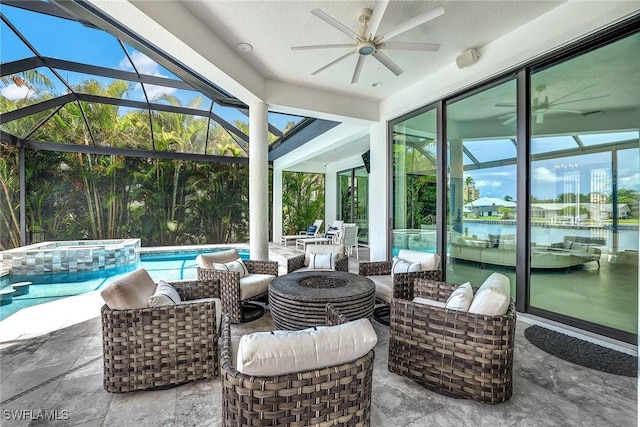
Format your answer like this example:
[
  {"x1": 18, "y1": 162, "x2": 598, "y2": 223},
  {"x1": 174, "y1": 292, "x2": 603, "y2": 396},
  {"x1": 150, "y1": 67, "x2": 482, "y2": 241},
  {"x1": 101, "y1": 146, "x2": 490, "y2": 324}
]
[
  {"x1": 546, "y1": 84, "x2": 595, "y2": 104},
  {"x1": 547, "y1": 107, "x2": 584, "y2": 114},
  {"x1": 502, "y1": 115, "x2": 517, "y2": 125},
  {"x1": 372, "y1": 50, "x2": 403, "y2": 76},
  {"x1": 366, "y1": 0, "x2": 389, "y2": 37},
  {"x1": 311, "y1": 50, "x2": 356, "y2": 76},
  {"x1": 311, "y1": 8, "x2": 358, "y2": 40},
  {"x1": 351, "y1": 55, "x2": 366, "y2": 84},
  {"x1": 380, "y1": 42, "x2": 440, "y2": 52},
  {"x1": 292, "y1": 44, "x2": 355, "y2": 51},
  {"x1": 551, "y1": 94, "x2": 610, "y2": 106},
  {"x1": 377, "y1": 5, "x2": 444, "y2": 41},
  {"x1": 495, "y1": 102, "x2": 516, "y2": 108}
]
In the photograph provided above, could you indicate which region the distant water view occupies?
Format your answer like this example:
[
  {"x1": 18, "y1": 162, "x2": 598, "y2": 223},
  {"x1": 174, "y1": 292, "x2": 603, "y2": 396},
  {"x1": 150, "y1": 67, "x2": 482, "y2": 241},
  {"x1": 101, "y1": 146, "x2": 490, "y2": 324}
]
[{"x1": 461, "y1": 221, "x2": 638, "y2": 251}]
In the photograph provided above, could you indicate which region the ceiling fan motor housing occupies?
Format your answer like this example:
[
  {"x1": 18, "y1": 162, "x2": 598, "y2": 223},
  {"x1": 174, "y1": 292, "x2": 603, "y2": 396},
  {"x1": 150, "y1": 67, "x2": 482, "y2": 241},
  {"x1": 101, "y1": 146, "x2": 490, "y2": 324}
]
[{"x1": 358, "y1": 40, "x2": 376, "y2": 55}]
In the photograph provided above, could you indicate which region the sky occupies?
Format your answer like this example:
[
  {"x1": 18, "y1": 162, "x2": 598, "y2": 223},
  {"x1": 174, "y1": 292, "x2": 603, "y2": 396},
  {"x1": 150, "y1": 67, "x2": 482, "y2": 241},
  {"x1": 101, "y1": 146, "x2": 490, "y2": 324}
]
[
  {"x1": 0, "y1": 3, "x2": 301, "y2": 133},
  {"x1": 465, "y1": 144, "x2": 639, "y2": 201}
]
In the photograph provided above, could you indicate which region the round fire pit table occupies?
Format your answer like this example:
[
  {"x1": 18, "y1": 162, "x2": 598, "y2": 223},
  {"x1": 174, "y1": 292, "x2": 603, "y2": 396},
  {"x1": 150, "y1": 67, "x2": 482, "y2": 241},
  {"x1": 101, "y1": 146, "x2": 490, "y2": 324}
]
[{"x1": 269, "y1": 271, "x2": 376, "y2": 330}]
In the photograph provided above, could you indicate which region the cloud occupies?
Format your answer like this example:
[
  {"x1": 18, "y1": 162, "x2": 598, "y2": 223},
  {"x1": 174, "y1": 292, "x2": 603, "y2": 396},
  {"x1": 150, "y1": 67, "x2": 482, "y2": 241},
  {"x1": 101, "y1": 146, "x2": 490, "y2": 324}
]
[
  {"x1": 119, "y1": 51, "x2": 175, "y2": 101},
  {"x1": 475, "y1": 180, "x2": 502, "y2": 188},
  {"x1": 619, "y1": 172, "x2": 640, "y2": 189},
  {"x1": 533, "y1": 166, "x2": 559, "y2": 183},
  {"x1": 1, "y1": 84, "x2": 34, "y2": 100}
]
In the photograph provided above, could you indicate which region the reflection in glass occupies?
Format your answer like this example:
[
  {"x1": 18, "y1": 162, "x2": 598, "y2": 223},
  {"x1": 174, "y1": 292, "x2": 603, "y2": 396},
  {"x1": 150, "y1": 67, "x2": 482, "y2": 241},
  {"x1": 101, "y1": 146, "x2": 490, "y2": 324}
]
[
  {"x1": 338, "y1": 168, "x2": 369, "y2": 244},
  {"x1": 446, "y1": 79, "x2": 517, "y2": 294},
  {"x1": 529, "y1": 33, "x2": 639, "y2": 335},
  {"x1": 392, "y1": 108, "x2": 437, "y2": 256}
]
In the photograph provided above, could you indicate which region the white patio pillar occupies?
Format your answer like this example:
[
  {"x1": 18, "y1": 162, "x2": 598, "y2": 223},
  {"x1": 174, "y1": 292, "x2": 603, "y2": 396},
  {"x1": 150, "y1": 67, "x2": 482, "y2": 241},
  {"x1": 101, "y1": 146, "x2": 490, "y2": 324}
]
[
  {"x1": 272, "y1": 167, "x2": 283, "y2": 242},
  {"x1": 249, "y1": 101, "x2": 269, "y2": 260}
]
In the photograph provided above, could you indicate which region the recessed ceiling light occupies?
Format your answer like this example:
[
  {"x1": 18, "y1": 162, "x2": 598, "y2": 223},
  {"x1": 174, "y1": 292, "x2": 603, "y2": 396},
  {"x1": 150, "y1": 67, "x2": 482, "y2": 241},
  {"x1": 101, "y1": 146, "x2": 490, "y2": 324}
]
[
  {"x1": 237, "y1": 43, "x2": 253, "y2": 53},
  {"x1": 371, "y1": 82, "x2": 382, "y2": 88}
]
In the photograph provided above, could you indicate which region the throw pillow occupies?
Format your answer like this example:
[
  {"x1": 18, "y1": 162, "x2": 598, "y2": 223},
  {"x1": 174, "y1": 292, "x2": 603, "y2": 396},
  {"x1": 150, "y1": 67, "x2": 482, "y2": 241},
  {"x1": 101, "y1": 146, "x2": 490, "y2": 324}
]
[
  {"x1": 148, "y1": 280, "x2": 181, "y2": 307},
  {"x1": 445, "y1": 282, "x2": 473, "y2": 311},
  {"x1": 308, "y1": 252, "x2": 339, "y2": 270},
  {"x1": 468, "y1": 272, "x2": 510, "y2": 316},
  {"x1": 391, "y1": 257, "x2": 421, "y2": 277},
  {"x1": 213, "y1": 258, "x2": 249, "y2": 277},
  {"x1": 306, "y1": 225, "x2": 318, "y2": 236}
]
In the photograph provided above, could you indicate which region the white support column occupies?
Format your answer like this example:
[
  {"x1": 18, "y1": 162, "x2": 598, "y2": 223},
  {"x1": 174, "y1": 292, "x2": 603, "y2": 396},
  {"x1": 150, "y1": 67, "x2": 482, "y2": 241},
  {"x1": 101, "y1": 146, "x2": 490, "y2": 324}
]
[
  {"x1": 369, "y1": 123, "x2": 388, "y2": 261},
  {"x1": 324, "y1": 167, "x2": 337, "y2": 229},
  {"x1": 272, "y1": 167, "x2": 283, "y2": 242},
  {"x1": 249, "y1": 101, "x2": 269, "y2": 260}
]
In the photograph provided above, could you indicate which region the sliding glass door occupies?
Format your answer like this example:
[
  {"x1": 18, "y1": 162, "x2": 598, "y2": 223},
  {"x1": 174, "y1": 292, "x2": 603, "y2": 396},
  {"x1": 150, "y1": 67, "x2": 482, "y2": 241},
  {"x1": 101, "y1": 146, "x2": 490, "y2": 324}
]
[
  {"x1": 338, "y1": 167, "x2": 369, "y2": 244},
  {"x1": 391, "y1": 107, "x2": 437, "y2": 256},
  {"x1": 529, "y1": 33, "x2": 639, "y2": 336}
]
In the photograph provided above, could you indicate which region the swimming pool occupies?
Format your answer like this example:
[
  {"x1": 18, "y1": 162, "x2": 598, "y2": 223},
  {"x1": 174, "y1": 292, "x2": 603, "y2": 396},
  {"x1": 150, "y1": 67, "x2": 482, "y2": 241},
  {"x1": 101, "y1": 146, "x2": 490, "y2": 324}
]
[{"x1": 0, "y1": 246, "x2": 250, "y2": 321}]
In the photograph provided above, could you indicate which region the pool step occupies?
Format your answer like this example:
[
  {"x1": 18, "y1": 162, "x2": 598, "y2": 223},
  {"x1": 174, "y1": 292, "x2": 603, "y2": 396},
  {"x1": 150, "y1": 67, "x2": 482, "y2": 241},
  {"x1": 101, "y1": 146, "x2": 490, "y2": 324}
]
[
  {"x1": 0, "y1": 288, "x2": 15, "y2": 306},
  {"x1": 12, "y1": 282, "x2": 31, "y2": 296},
  {"x1": 0, "y1": 281, "x2": 32, "y2": 305}
]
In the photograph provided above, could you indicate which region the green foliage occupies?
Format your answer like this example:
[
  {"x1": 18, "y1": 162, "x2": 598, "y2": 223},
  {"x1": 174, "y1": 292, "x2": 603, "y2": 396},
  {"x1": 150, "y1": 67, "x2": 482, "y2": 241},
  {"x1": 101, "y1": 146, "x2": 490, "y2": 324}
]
[
  {"x1": 282, "y1": 172, "x2": 325, "y2": 235},
  {"x1": 557, "y1": 206, "x2": 590, "y2": 217}
]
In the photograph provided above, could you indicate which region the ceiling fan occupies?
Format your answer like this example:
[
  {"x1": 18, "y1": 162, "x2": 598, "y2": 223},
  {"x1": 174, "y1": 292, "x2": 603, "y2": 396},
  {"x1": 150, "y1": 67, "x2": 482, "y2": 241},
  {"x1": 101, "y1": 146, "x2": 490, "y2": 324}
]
[
  {"x1": 291, "y1": 3, "x2": 444, "y2": 84},
  {"x1": 495, "y1": 85, "x2": 609, "y2": 125}
]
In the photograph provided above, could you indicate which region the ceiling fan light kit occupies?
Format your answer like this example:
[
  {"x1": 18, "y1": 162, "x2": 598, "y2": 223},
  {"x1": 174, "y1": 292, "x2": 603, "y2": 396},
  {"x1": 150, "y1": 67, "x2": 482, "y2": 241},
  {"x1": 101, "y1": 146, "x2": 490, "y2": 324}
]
[
  {"x1": 291, "y1": 3, "x2": 445, "y2": 84},
  {"x1": 456, "y1": 48, "x2": 480, "y2": 69}
]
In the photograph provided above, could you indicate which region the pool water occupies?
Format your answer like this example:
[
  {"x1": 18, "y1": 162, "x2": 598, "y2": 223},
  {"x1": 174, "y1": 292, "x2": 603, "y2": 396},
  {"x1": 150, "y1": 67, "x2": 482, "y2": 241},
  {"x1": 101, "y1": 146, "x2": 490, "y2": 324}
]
[{"x1": 0, "y1": 247, "x2": 249, "y2": 321}]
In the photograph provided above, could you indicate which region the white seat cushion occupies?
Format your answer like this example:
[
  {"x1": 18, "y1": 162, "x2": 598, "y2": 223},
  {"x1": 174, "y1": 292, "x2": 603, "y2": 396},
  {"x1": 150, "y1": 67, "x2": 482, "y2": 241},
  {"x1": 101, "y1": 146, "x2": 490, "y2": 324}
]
[
  {"x1": 367, "y1": 275, "x2": 393, "y2": 303},
  {"x1": 236, "y1": 318, "x2": 378, "y2": 376},
  {"x1": 444, "y1": 282, "x2": 473, "y2": 312},
  {"x1": 181, "y1": 297, "x2": 222, "y2": 334},
  {"x1": 239, "y1": 274, "x2": 275, "y2": 300},
  {"x1": 290, "y1": 266, "x2": 334, "y2": 273},
  {"x1": 468, "y1": 273, "x2": 511, "y2": 315},
  {"x1": 413, "y1": 296, "x2": 447, "y2": 308}
]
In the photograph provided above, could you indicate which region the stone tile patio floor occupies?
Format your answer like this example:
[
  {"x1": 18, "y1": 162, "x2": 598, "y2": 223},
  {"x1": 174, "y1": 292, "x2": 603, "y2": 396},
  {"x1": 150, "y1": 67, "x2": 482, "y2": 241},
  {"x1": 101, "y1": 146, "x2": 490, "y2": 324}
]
[{"x1": 0, "y1": 243, "x2": 636, "y2": 426}]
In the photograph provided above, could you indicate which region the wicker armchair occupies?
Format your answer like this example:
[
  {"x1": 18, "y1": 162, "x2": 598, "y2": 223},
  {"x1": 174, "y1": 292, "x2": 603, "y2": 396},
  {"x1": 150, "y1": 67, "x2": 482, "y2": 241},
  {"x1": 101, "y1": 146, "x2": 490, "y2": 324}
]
[
  {"x1": 388, "y1": 278, "x2": 516, "y2": 403},
  {"x1": 359, "y1": 250, "x2": 441, "y2": 324},
  {"x1": 221, "y1": 304, "x2": 375, "y2": 426},
  {"x1": 197, "y1": 249, "x2": 279, "y2": 324},
  {"x1": 287, "y1": 243, "x2": 349, "y2": 273},
  {"x1": 101, "y1": 279, "x2": 221, "y2": 393}
]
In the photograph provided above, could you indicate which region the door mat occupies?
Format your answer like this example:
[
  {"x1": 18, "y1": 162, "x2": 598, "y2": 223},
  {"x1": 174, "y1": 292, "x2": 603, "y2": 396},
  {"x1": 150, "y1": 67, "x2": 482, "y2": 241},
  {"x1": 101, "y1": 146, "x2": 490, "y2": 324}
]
[{"x1": 524, "y1": 325, "x2": 636, "y2": 377}]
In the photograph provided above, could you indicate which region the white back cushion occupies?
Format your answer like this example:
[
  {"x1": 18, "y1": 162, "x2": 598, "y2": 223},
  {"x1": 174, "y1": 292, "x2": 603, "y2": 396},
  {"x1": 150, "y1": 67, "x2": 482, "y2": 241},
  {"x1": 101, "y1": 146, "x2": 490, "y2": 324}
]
[
  {"x1": 397, "y1": 249, "x2": 441, "y2": 270},
  {"x1": 468, "y1": 273, "x2": 511, "y2": 316},
  {"x1": 445, "y1": 282, "x2": 473, "y2": 312},
  {"x1": 236, "y1": 318, "x2": 377, "y2": 376},
  {"x1": 196, "y1": 249, "x2": 241, "y2": 267}
]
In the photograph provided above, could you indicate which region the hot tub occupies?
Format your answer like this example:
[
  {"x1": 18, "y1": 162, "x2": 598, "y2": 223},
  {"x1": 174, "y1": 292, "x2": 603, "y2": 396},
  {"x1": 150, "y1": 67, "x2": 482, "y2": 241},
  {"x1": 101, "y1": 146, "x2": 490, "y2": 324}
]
[{"x1": 0, "y1": 239, "x2": 141, "y2": 275}]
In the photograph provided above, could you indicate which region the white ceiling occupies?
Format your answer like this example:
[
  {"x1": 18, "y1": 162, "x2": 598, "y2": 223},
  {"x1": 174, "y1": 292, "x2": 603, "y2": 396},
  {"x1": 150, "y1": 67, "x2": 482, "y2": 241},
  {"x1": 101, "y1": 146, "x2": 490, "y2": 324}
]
[
  {"x1": 114, "y1": 0, "x2": 637, "y2": 169},
  {"x1": 180, "y1": 0, "x2": 565, "y2": 102}
]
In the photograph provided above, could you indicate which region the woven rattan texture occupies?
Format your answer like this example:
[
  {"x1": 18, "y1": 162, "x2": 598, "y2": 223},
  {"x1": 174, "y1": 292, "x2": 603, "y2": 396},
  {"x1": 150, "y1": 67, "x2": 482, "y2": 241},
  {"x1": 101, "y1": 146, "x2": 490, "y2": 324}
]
[
  {"x1": 221, "y1": 305, "x2": 374, "y2": 426},
  {"x1": 197, "y1": 260, "x2": 278, "y2": 324},
  {"x1": 101, "y1": 279, "x2": 220, "y2": 393},
  {"x1": 389, "y1": 279, "x2": 516, "y2": 404}
]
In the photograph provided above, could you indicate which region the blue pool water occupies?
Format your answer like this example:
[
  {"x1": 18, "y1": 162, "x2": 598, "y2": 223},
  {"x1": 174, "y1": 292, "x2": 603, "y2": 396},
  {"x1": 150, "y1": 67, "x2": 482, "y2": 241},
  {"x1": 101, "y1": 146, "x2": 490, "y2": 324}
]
[{"x1": 0, "y1": 247, "x2": 249, "y2": 321}]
